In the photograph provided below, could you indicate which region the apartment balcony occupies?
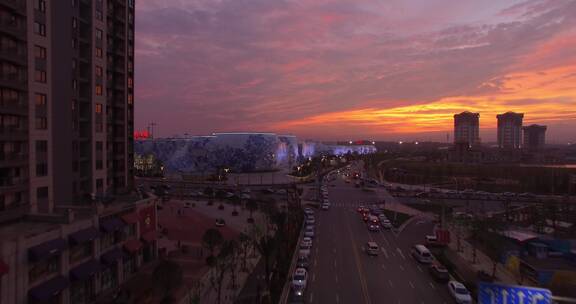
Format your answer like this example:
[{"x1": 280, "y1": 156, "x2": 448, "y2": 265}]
[
  {"x1": 0, "y1": 74, "x2": 26, "y2": 90},
  {"x1": 0, "y1": 177, "x2": 28, "y2": 192},
  {"x1": 0, "y1": 152, "x2": 27, "y2": 167},
  {"x1": 0, "y1": 126, "x2": 27, "y2": 140},
  {"x1": 0, "y1": 101, "x2": 27, "y2": 115},
  {"x1": 0, "y1": 19, "x2": 26, "y2": 38},
  {"x1": 0, "y1": 0, "x2": 27, "y2": 15},
  {"x1": 0, "y1": 47, "x2": 26, "y2": 65},
  {"x1": 0, "y1": 203, "x2": 30, "y2": 223}
]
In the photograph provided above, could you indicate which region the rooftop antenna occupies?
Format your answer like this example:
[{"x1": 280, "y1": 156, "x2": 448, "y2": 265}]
[{"x1": 150, "y1": 122, "x2": 157, "y2": 139}]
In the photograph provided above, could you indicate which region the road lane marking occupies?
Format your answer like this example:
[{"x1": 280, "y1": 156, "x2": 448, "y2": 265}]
[
  {"x1": 396, "y1": 248, "x2": 406, "y2": 260},
  {"x1": 334, "y1": 259, "x2": 337, "y2": 268},
  {"x1": 314, "y1": 257, "x2": 317, "y2": 266},
  {"x1": 388, "y1": 280, "x2": 394, "y2": 288},
  {"x1": 381, "y1": 248, "x2": 389, "y2": 258},
  {"x1": 346, "y1": 213, "x2": 372, "y2": 304},
  {"x1": 309, "y1": 292, "x2": 314, "y2": 303},
  {"x1": 335, "y1": 274, "x2": 338, "y2": 283},
  {"x1": 409, "y1": 281, "x2": 415, "y2": 289},
  {"x1": 429, "y1": 282, "x2": 436, "y2": 289},
  {"x1": 312, "y1": 273, "x2": 316, "y2": 283},
  {"x1": 399, "y1": 265, "x2": 404, "y2": 271},
  {"x1": 382, "y1": 264, "x2": 387, "y2": 270},
  {"x1": 336, "y1": 294, "x2": 340, "y2": 304},
  {"x1": 417, "y1": 265, "x2": 423, "y2": 272}
]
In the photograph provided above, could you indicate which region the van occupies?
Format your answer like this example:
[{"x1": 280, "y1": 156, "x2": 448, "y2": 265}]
[
  {"x1": 366, "y1": 242, "x2": 379, "y2": 256},
  {"x1": 411, "y1": 244, "x2": 433, "y2": 263}
]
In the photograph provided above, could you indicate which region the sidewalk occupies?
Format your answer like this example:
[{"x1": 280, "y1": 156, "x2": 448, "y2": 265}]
[{"x1": 180, "y1": 247, "x2": 262, "y2": 304}]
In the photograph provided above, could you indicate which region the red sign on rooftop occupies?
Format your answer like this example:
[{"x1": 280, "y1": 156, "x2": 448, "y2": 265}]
[{"x1": 134, "y1": 130, "x2": 150, "y2": 139}]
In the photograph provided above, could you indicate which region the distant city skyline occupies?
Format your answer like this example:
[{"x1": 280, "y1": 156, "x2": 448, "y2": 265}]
[{"x1": 135, "y1": 0, "x2": 576, "y2": 142}]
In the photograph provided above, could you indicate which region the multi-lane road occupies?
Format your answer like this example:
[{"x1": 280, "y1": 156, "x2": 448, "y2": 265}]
[{"x1": 301, "y1": 175, "x2": 454, "y2": 304}]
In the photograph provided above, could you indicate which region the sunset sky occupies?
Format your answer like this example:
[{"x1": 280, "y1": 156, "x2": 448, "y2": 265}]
[{"x1": 135, "y1": 0, "x2": 576, "y2": 142}]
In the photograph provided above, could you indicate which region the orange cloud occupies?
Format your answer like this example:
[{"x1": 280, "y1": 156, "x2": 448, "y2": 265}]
[{"x1": 273, "y1": 64, "x2": 576, "y2": 136}]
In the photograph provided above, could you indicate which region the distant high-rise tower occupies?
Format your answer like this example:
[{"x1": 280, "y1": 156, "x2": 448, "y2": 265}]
[
  {"x1": 453, "y1": 111, "x2": 480, "y2": 147},
  {"x1": 523, "y1": 125, "x2": 547, "y2": 151},
  {"x1": 497, "y1": 112, "x2": 524, "y2": 149}
]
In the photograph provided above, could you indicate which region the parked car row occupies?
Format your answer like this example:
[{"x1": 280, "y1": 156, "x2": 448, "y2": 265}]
[
  {"x1": 292, "y1": 207, "x2": 317, "y2": 300},
  {"x1": 410, "y1": 243, "x2": 472, "y2": 304}
]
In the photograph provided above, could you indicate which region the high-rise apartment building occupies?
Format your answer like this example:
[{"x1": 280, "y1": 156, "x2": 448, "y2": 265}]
[
  {"x1": 523, "y1": 124, "x2": 547, "y2": 151},
  {"x1": 453, "y1": 111, "x2": 480, "y2": 147},
  {"x1": 497, "y1": 112, "x2": 524, "y2": 149},
  {"x1": 1, "y1": 2, "x2": 152, "y2": 304},
  {"x1": 1, "y1": 0, "x2": 135, "y2": 217}
]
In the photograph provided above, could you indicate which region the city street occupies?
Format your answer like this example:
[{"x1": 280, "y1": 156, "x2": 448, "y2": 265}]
[{"x1": 302, "y1": 176, "x2": 453, "y2": 304}]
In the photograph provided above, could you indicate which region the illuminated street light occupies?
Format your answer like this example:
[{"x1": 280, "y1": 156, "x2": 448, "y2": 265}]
[
  {"x1": 371, "y1": 141, "x2": 375, "y2": 145},
  {"x1": 398, "y1": 141, "x2": 403, "y2": 145},
  {"x1": 415, "y1": 141, "x2": 419, "y2": 145},
  {"x1": 349, "y1": 140, "x2": 353, "y2": 144}
]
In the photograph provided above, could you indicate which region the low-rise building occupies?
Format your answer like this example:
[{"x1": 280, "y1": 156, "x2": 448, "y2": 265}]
[{"x1": 0, "y1": 195, "x2": 158, "y2": 304}]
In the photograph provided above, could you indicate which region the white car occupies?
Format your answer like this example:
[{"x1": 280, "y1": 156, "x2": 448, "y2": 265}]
[
  {"x1": 292, "y1": 268, "x2": 308, "y2": 296},
  {"x1": 321, "y1": 203, "x2": 329, "y2": 210},
  {"x1": 304, "y1": 208, "x2": 314, "y2": 216},
  {"x1": 306, "y1": 216, "x2": 315, "y2": 225},
  {"x1": 301, "y1": 237, "x2": 313, "y2": 247},
  {"x1": 381, "y1": 220, "x2": 392, "y2": 229},
  {"x1": 304, "y1": 226, "x2": 315, "y2": 238},
  {"x1": 448, "y1": 281, "x2": 472, "y2": 304},
  {"x1": 299, "y1": 245, "x2": 311, "y2": 256}
]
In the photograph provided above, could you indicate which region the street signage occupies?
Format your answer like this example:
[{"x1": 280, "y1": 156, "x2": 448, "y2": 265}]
[{"x1": 478, "y1": 282, "x2": 552, "y2": 304}]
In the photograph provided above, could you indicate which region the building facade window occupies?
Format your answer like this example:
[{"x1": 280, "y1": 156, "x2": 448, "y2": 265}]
[
  {"x1": 69, "y1": 242, "x2": 93, "y2": 263},
  {"x1": 34, "y1": 0, "x2": 46, "y2": 12},
  {"x1": 34, "y1": 70, "x2": 46, "y2": 83},
  {"x1": 34, "y1": 45, "x2": 47, "y2": 59},
  {"x1": 96, "y1": 47, "x2": 103, "y2": 58},
  {"x1": 34, "y1": 22, "x2": 46, "y2": 36},
  {"x1": 95, "y1": 85, "x2": 103, "y2": 96},
  {"x1": 36, "y1": 163, "x2": 48, "y2": 176},
  {"x1": 95, "y1": 29, "x2": 103, "y2": 40},
  {"x1": 35, "y1": 140, "x2": 48, "y2": 153},
  {"x1": 34, "y1": 93, "x2": 47, "y2": 105},
  {"x1": 36, "y1": 186, "x2": 48, "y2": 200},
  {"x1": 35, "y1": 117, "x2": 47, "y2": 130},
  {"x1": 127, "y1": 94, "x2": 133, "y2": 105},
  {"x1": 95, "y1": 103, "x2": 102, "y2": 113},
  {"x1": 96, "y1": 66, "x2": 103, "y2": 77},
  {"x1": 28, "y1": 256, "x2": 59, "y2": 284}
]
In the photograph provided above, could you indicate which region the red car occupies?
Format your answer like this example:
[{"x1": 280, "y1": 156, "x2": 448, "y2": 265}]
[{"x1": 357, "y1": 205, "x2": 366, "y2": 213}]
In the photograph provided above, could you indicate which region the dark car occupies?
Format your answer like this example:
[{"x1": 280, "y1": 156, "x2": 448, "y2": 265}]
[
  {"x1": 429, "y1": 263, "x2": 450, "y2": 282},
  {"x1": 296, "y1": 255, "x2": 310, "y2": 269}
]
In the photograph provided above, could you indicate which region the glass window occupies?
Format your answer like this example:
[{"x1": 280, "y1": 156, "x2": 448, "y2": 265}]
[
  {"x1": 72, "y1": 17, "x2": 78, "y2": 29},
  {"x1": 28, "y1": 256, "x2": 59, "y2": 283},
  {"x1": 96, "y1": 47, "x2": 103, "y2": 58},
  {"x1": 34, "y1": 0, "x2": 46, "y2": 12},
  {"x1": 96, "y1": 66, "x2": 103, "y2": 77},
  {"x1": 35, "y1": 140, "x2": 48, "y2": 153},
  {"x1": 69, "y1": 242, "x2": 93, "y2": 263},
  {"x1": 34, "y1": 22, "x2": 46, "y2": 36},
  {"x1": 36, "y1": 163, "x2": 48, "y2": 176},
  {"x1": 34, "y1": 70, "x2": 46, "y2": 83},
  {"x1": 96, "y1": 29, "x2": 103, "y2": 40},
  {"x1": 95, "y1": 103, "x2": 102, "y2": 113},
  {"x1": 35, "y1": 93, "x2": 47, "y2": 105},
  {"x1": 35, "y1": 117, "x2": 47, "y2": 130},
  {"x1": 127, "y1": 94, "x2": 133, "y2": 105},
  {"x1": 34, "y1": 45, "x2": 46, "y2": 59},
  {"x1": 96, "y1": 85, "x2": 103, "y2": 96}
]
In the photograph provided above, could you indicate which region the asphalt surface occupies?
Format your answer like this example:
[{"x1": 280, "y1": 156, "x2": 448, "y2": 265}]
[{"x1": 299, "y1": 175, "x2": 454, "y2": 304}]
